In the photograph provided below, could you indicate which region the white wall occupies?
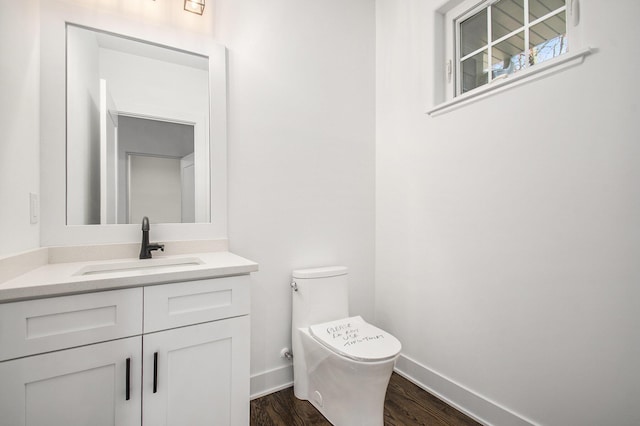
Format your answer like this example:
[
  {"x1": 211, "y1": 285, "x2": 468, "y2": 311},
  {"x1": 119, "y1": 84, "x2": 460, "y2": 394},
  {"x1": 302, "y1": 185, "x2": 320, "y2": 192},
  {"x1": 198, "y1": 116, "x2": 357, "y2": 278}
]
[
  {"x1": 99, "y1": 48, "x2": 209, "y2": 124},
  {"x1": 214, "y1": 0, "x2": 377, "y2": 390},
  {"x1": 376, "y1": 1, "x2": 640, "y2": 425},
  {"x1": 0, "y1": 0, "x2": 40, "y2": 257}
]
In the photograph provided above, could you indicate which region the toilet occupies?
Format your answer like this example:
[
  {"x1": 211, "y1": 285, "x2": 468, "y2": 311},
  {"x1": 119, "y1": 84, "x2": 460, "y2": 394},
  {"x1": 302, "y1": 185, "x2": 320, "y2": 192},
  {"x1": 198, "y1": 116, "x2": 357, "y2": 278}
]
[{"x1": 291, "y1": 266, "x2": 401, "y2": 426}]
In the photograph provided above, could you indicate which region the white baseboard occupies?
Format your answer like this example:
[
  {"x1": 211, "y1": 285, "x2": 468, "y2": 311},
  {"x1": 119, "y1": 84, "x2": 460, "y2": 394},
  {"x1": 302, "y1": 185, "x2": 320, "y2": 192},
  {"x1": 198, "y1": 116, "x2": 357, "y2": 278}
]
[
  {"x1": 395, "y1": 354, "x2": 537, "y2": 426},
  {"x1": 250, "y1": 364, "x2": 293, "y2": 400}
]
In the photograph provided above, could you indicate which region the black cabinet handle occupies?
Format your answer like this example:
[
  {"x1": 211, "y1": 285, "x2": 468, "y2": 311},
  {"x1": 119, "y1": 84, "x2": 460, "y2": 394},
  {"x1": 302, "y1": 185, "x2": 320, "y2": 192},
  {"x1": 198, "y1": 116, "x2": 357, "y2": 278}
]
[
  {"x1": 153, "y1": 352, "x2": 158, "y2": 393},
  {"x1": 125, "y1": 358, "x2": 131, "y2": 401}
]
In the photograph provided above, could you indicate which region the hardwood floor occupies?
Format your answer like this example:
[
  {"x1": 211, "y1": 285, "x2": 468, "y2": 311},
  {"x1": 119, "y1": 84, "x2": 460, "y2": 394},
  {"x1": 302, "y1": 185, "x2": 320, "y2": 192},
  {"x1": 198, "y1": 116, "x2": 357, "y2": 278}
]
[{"x1": 250, "y1": 373, "x2": 482, "y2": 426}]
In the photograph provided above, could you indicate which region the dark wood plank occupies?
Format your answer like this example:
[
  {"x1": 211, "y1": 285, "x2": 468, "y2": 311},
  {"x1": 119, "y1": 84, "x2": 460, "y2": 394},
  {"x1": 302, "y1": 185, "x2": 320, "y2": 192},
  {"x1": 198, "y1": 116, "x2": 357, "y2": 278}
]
[
  {"x1": 250, "y1": 372, "x2": 482, "y2": 426},
  {"x1": 251, "y1": 386, "x2": 331, "y2": 426},
  {"x1": 384, "y1": 373, "x2": 481, "y2": 426}
]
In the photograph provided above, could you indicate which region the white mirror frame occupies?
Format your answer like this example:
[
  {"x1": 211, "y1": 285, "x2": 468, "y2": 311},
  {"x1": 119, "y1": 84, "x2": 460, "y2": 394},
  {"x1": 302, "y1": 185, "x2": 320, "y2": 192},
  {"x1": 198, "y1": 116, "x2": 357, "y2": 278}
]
[{"x1": 40, "y1": 1, "x2": 227, "y2": 246}]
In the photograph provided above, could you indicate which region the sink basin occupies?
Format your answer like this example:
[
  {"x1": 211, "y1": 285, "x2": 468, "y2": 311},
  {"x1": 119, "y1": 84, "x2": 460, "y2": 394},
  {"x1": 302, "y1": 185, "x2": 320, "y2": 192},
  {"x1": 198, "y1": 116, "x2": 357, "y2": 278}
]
[{"x1": 74, "y1": 257, "x2": 204, "y2": 276}]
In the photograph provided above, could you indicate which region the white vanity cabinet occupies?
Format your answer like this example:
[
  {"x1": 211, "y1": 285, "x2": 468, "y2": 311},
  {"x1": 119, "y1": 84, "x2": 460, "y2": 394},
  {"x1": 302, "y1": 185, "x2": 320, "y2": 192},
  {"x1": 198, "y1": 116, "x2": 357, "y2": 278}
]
[
  {"x1": 142, "y1": 276, "x2": 250, "y2": 426},
  {"x1": 0, "y1": 288, "x2": 144, "y2": 426},
  {"x1": 0, "y1": 336, "x2": 142, "y2": 426},
  {"x1": 0, "y1": 274, "x2": 251, "y2": 426}
]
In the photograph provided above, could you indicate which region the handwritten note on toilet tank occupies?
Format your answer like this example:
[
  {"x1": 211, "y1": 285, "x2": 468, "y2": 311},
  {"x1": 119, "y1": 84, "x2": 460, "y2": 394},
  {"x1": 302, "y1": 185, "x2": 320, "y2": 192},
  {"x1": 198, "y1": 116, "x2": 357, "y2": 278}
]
[{"x1": 324, "y1": 319, "x2": 384, "y2": 348}]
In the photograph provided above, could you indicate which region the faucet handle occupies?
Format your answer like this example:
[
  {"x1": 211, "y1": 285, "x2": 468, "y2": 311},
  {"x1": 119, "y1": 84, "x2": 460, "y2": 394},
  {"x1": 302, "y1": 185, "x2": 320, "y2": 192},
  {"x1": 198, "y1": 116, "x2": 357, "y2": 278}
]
[{"x1": 149, "y1": 243, "x2": 164, "y2": 252}]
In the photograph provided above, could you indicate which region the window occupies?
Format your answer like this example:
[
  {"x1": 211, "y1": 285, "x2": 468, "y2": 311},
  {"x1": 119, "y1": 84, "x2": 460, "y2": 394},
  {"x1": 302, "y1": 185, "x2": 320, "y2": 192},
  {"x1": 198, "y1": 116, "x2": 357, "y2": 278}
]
[
  {"x1": 433, "y1": 0, "x2": 589, "y2": 113},
  {"x1": 456, "y1": 0, "x2": 568, "y2": 95},
  {"x1": 430, "y1": 0, "x2": 590, "y2": 114},
  {"x1": 455, "y1": 0, "x2": 568, "y2": 95}
]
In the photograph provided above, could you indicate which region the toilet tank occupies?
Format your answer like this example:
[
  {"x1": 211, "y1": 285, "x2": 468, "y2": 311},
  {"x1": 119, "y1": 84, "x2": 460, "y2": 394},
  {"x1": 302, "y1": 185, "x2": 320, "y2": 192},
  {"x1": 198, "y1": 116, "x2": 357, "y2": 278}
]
[{"x1": 292, "y1": 266, "x2": 349, "y2": 330}]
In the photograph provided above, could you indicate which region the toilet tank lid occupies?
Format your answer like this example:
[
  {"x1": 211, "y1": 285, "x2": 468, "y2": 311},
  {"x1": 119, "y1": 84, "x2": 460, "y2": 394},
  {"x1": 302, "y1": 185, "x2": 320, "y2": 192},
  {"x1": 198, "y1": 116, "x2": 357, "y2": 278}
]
[{"x1": 292, "y1": 266, "x2": 348, "y2": 279}]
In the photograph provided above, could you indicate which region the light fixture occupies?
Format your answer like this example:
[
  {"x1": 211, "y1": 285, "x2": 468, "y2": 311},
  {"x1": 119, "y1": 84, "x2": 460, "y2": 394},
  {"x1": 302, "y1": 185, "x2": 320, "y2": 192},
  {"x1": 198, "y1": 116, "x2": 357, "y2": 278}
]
[{"x1": 184, "y1": 0, "x2": 205, "y2": 15}]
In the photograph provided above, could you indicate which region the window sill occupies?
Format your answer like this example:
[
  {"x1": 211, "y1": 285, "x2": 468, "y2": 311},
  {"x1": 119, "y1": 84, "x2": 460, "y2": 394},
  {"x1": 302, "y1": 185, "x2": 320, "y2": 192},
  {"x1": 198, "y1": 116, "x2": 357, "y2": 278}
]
[{"x1": 426, "y1": 47, "x2": 594, "y2": 117}]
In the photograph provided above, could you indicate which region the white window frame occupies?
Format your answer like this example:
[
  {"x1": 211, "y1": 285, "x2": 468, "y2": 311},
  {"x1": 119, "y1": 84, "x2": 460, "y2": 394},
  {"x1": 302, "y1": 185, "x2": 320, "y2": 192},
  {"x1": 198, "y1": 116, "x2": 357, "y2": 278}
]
[{"x1": 429, "y1": 0, "x2": 592, "y2": 116}]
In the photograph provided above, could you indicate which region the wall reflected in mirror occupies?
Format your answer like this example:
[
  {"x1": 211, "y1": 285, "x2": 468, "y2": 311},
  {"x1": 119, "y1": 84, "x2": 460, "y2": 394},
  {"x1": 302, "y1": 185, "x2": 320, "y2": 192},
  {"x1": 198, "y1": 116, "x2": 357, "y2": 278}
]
[{"x1": 66, "y1": 24, "x2": 210, "y2": 225}]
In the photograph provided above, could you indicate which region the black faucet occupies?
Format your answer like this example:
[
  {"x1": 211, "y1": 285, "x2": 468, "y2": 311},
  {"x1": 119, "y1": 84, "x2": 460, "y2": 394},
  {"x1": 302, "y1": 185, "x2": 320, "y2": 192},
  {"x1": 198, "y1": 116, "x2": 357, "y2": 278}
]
[{"x1": 139, "y1": 216, "x2": 165, "y2": 259}]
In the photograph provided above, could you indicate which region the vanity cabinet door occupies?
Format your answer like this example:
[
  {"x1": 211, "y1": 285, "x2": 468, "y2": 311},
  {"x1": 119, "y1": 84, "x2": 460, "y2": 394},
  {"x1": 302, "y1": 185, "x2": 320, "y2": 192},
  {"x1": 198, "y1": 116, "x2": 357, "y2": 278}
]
[
  {"x1": 142, "y1": 316, "x2": 250, "y2": 426},
  {"x1": 0, "y1": 336, "x2": 141, "y2": 426}
]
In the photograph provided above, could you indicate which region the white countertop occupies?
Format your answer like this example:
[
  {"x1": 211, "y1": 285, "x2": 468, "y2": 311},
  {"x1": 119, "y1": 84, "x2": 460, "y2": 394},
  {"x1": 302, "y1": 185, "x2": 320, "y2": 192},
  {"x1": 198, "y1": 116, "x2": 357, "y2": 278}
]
[{"x1": 0, "y1": 251, "x2": 258, "y2": 303}]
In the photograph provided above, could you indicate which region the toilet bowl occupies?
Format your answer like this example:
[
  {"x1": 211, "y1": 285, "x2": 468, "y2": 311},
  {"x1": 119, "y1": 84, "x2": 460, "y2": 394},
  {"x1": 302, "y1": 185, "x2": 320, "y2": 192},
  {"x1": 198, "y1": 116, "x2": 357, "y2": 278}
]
[{"x1": 291, "y1": 266, "x2": 401, "y2": 426}]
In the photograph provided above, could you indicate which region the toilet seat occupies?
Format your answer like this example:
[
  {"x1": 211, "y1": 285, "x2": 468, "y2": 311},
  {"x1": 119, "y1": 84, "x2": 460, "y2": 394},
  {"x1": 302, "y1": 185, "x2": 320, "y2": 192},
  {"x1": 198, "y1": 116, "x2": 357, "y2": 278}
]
[{"x1": 309, "y1": 316, "x2": 401, "y2": 362}]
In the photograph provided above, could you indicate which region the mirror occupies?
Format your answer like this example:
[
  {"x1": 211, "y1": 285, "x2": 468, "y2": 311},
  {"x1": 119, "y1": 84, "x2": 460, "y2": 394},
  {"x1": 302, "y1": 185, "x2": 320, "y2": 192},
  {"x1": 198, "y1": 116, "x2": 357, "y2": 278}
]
[{"x1": 66, "y1": 24, "x2": 210, "y2": 225}]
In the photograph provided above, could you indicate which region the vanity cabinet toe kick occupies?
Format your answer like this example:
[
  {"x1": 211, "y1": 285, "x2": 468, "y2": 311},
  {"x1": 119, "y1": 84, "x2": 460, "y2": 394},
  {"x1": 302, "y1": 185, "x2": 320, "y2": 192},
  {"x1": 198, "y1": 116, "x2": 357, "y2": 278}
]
[{"x1": 0, "y1": 274, "x2": 251, "y2": 426}]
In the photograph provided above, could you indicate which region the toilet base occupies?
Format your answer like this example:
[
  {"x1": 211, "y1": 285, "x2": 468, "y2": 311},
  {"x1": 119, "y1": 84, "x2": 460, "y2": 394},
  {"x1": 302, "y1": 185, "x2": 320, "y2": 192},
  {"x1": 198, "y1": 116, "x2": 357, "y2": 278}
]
[{"x1": 297, "y1": 329, "x2": 397, "y2": 426}]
